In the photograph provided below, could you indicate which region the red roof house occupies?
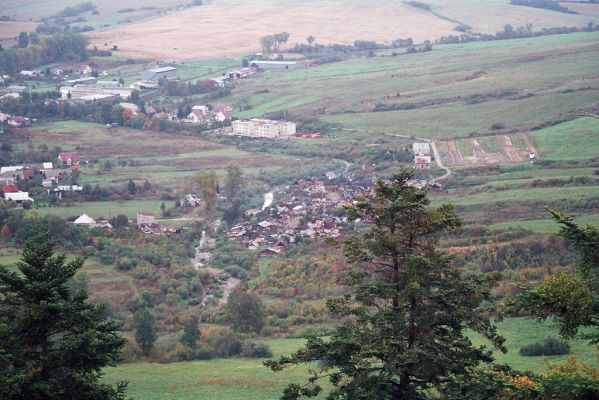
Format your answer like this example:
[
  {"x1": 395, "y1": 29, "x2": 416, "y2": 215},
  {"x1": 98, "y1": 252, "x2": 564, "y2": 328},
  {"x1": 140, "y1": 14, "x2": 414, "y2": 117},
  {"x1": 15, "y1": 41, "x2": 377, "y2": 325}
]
[
  {"x1": 58, "y1": 151, "x2": 79, "y2": 166},
  {"x1": 1, "y1": 184, "x2": 18, "y2": 193}
]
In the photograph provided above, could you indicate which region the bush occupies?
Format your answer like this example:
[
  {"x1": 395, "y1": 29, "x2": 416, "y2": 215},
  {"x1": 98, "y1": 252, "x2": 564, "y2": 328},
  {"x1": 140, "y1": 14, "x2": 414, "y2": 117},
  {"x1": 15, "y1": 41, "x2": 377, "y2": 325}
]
[
  {"x1": 241, "y1": 342, "x2": 273, "y2": 358},
  {"x1": 205, "y1": 329, "x2": 242, "y2": 357},
  {"x1": 519, "y1": 336, "x2": 570, "y2": 356},
  {"x1": 117, "y1": 257, "x2": 137, "y2": 271},
  {"x1": 490, "y1": 123, "x2": 505, "y2": 130}
]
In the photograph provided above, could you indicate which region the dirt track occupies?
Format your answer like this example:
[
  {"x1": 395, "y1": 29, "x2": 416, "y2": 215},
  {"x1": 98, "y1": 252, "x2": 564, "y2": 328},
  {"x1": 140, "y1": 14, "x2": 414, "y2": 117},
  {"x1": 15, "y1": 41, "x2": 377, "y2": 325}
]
[{"x1": 90, "y1": 0, "x2": 458, "y2": 61}]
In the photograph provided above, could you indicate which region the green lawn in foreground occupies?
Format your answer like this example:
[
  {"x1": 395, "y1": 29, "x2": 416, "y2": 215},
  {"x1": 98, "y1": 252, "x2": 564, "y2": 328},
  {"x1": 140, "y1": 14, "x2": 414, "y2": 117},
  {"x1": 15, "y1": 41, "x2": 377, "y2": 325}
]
[
  {"x1": 530, "y1": 117, "x2": 599, "y2": 161},
  {"x1": 104, "y1": 318, "x2": 597, "y2": 399}
]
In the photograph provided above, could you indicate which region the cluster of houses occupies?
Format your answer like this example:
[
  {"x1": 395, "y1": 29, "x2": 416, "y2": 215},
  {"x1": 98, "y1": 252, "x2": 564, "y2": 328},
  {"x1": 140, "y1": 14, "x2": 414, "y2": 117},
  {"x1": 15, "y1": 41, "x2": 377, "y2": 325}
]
[
  {"x1": 0, "y1": 113, "x2": 31, "y2": 127},
  {"x1": 0, "y1": 151, "x2": 84, "y2": 207},
  {"x1": 226, "y1": 177, "x2": 373, "y2": 256},
  {"x1": 135, "y1": 212, "x2": 181, "y2": 236},
  {"x1": 186, "y1": 104, "x2": 232, "y2": 124},
  {"x1": 413, "y1": 142, "x2": 432, "y2": 170},
  {"x1": 209, "y1": 66, "x2": 258, "y2": 88},
  {"x1": 231, "y1": 118, "x2": 296, "y2": 139}
]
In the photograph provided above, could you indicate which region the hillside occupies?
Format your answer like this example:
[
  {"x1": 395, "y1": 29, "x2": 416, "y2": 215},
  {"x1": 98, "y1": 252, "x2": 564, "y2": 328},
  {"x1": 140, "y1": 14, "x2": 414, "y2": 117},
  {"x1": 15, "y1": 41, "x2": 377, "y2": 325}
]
[
  {"x1": 86, "y1": 0, "x2": 599, "y2": 60},
  {"x1": 89, "y1": 0, "x2": 457, "y2": 61}
]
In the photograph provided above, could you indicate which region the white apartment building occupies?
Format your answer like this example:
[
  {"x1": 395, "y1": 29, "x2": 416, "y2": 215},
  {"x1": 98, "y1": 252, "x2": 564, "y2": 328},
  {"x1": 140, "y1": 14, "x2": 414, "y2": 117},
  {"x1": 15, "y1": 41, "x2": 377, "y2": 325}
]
[{"x1": 232, "y1": 118, "x2": 296, "y2": 138}]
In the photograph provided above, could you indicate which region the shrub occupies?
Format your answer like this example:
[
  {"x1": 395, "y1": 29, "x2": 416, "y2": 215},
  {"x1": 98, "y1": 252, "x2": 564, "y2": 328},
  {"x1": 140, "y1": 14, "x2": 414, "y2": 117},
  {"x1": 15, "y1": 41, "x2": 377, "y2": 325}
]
[
  {"x1": 117, "y1": 257, "x2": 137, "y2": 271},
  {"x1": 204, "y1": 329, "x2": 242, "y2": 357},
  {"x1": 519, "y1": 336, "x2": 570, "y2": 356},
  {"x1": 241, "y1": 342, "x2": 273, "y2": 358},
  {"x1": 490, "y1": 123, "x2": 505, "y2": 130}
]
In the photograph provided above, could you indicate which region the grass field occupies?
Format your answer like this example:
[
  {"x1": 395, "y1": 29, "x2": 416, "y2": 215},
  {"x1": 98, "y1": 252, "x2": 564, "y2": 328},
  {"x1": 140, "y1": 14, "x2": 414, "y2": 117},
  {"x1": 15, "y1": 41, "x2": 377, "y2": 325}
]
[
  {"x1": 103, "y1": 318, "x2": 598, "y2": 399},
  {"x1": 489, "y1": 213, "x2": 599, "y2": 233},
  {"x1": 530, "y1": 117, "x2": 599, "y2": 161},
  {"x1": 218, "y1": 32, "x2": 599, "y2": 142},
  {"x1": 30, "y1": 121, "x2": 295, "y2": 189},
  {"x1": 30, "y1": 200, "x2": 168, "y2": 219},
  {"x1": 436, "y1": 185, "x2": 599, "y2": 206}
]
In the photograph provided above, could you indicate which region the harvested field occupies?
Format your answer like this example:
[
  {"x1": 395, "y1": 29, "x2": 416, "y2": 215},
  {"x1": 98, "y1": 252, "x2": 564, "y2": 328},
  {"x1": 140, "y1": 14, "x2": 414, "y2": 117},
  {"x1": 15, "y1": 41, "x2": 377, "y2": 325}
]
[
  {"x1": 0, "y1": 21, "x2": 39, "y2": 44},
  {"x1": 90, "y1": 0, "x2": 458, "y2": 61},
  {"x1": 560, "y1": 2, "x2": 599, "y2": 17},
  {"x1": 424, "y1": 0, "x2": 599, "y2": 33},
  {"x1": 440, "y1": 133, "x2": 536, "y2": 166}
]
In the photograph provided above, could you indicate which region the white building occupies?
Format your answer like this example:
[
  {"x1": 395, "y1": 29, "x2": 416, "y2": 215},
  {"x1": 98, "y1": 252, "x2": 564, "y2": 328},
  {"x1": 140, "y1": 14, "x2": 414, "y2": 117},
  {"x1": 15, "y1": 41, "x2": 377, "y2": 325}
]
[
  {"x1": 60, "y1": 84, "x2": 132, "y2": 100},
  {"x1": 4, "y1": 191, "x2": 33, "y2": 204},
  {"x1": 249, "y1": 60, "x2": 298, "y2": 70},
  {"x1": 412, "y1": 142, "x2": 431, "y2": 156},
  {"x1": 73, "y1": 213, "x2": 96, "y2": 227},
  {"x1": 232, "y1": 118, "x2": 296, "y2": 138}
]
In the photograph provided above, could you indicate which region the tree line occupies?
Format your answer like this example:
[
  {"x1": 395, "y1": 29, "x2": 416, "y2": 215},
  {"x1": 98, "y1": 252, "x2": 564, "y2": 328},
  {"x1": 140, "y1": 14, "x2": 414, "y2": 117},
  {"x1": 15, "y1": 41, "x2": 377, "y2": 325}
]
[
  {"x1": 436, "y1": 21, "x2": 599, "y2": 45},
  {"x1": 0, "y1": 32, "x2": 89, "y2": 75},
  {"x1": 510, "y1": 0, "x2": 577, "y2": 14}
]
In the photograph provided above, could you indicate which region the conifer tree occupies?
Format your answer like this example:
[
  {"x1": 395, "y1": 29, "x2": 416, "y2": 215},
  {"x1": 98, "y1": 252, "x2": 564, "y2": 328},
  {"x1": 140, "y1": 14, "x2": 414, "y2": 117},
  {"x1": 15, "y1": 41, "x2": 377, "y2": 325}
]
[
  {"x1": 0, "y1": 231, "x2": 127, "y2": 399},
  {"x1": 266, "y1": 170, "x2": 505, "y2": 399}
]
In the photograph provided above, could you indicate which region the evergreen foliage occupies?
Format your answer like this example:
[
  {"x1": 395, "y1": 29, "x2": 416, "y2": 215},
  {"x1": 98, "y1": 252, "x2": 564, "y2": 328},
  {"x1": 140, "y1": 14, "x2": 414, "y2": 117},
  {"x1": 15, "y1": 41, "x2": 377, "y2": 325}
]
[
  {"x1": 510, "y1": 209, "x2": 599, "y2": 342},
  {"x1": 0, "y1": 230, "x2": 127, "y2": 399},
  {"x1": 266, "y1": 170, "x2": 506, "y2": 399}
]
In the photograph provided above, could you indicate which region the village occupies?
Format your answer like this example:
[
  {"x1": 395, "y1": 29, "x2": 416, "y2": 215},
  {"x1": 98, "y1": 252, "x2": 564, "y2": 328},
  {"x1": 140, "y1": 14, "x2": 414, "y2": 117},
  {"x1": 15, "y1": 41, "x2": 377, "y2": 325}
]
[{"x1": 0, "y1": 52, "x2": 440, "y2": 252}]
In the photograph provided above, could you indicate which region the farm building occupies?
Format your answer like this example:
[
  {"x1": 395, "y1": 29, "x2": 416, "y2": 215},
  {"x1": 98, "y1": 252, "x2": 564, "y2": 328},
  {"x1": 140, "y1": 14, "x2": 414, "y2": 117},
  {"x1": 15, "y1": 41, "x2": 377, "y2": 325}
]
[
  {"x1": 232, "y1": 118, "x2": 296, "y2": 138},
  {"x1": 60, "y1": 84, "x2": 132, "y2": 100},
  {"x1": 4, "y1": 191, "x2": 33, "y2": 205},
  {"x1": 73, "y1": 213, "x2": 95, "y2": 227},
  {"x1": 412, "y1": 142, "x2": 431, "y2": 156},
  {"x1": 414, "y1": 155, "x2": 432, "y2": 170},
  {"x1": 140, "y1": 66, "x2": 177, "y2": 82},
  {"x1": 249, "y1": 60, "x2": 298, "y2": 70}
]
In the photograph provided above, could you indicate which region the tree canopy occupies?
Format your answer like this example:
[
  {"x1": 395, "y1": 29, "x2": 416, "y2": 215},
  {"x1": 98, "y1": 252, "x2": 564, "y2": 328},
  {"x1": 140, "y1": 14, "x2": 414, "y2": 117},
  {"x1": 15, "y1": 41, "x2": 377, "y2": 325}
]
[
  {"x1": 134, "y1": 308, "x2": 157, "y2": 357},
  {"x1": 510, "y1": 209, "x2": 599, "y2": 342},
  {"x1": 226, "y1": 287, "x2": 265, "y2": 334},
  {"x1": 266, "y1": 170, "x2": 505, "y2": 399},
  {"x1": 0, "y1": 230, "x2": 127, "y2": 399}
]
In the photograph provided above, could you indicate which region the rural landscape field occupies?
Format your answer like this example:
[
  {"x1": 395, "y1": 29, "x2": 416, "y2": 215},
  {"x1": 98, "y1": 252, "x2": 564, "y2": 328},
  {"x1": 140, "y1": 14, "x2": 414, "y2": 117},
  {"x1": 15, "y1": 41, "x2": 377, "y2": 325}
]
[{"x1": 0, "y1": 0, "x2": 598, "y2": 399}]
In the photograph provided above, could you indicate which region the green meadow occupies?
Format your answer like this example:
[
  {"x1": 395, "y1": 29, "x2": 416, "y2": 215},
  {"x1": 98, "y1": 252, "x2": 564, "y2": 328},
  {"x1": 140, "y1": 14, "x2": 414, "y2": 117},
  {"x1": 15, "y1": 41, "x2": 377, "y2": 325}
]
[
  {"x1": 104, "y1": 318, "x2": 599, "y2": 400},
  {"x1": 530, "y1": 118, "x2": 599, "y2": 161}
]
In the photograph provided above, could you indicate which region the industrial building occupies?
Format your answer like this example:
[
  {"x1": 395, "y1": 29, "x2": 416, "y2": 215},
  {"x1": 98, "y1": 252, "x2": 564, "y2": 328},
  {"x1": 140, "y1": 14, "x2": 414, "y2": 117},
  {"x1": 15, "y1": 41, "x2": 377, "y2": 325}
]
[{"x1": 140, "y1": 66, "x2": 178, "y2": 82}]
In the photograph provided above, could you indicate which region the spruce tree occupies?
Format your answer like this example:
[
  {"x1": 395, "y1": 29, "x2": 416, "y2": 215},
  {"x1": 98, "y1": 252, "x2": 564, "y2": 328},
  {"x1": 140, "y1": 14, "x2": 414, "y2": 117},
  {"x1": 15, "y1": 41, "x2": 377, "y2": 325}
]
[
  {"x1": 0, "y1": 231, "x2": 127, "y2": 400},
  {"x1": 266, "y1": 170, "x2": 506, "y2": 399}
]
